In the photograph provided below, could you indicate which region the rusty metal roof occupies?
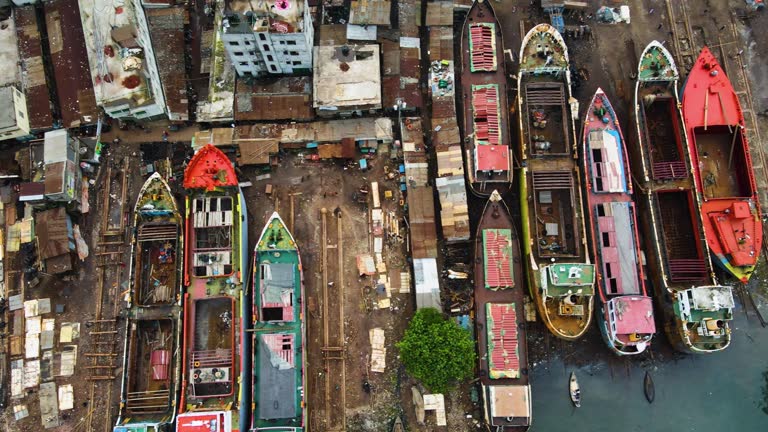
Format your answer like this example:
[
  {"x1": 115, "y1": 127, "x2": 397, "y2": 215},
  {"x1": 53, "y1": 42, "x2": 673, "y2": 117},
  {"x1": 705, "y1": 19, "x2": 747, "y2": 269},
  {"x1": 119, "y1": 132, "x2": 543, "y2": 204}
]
[
  {"x1": 398, "y1": 0, "x2": 421, "y2": 38},
  {"x1": 426, "y1": 2, "x2": 454, "y2": 26},
  {"x1": 14, "y1": 6, "x2": 54, "y2": 130},
  {"x1": 349, "y1": 0, "x2": 392, "y2": 26},
  {"x1": 409, "y1": 186, "x2": 439, "y2": 259},
  {"x1": 234, "y1": 76, "x2": 313, "y2": 122},
  {"x1": 44, "y1": 0, "x2": 98, "y2": 127},
  {"x1": 146, "y1": 7, "x2": 189, "y2": 121},
  {"x1": 35, "y1": 207, "x2": 73, "y2": 261},
  {"x1": 428, "y1": 26, "x2": 454, "y2": 61}
]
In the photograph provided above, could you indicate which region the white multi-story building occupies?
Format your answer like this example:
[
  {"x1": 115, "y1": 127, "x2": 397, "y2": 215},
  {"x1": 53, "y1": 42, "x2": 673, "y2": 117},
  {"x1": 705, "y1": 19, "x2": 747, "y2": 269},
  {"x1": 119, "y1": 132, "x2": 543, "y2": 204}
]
[
  {"x1": 220, "y1": 0, "x2": 314, "y2": 77},
  {"x1": 78, "y1": 0, "x2": 167, "y2": 120},
  {"x1": 0, "y1": 86, "x2": 31, "y2": 140}
]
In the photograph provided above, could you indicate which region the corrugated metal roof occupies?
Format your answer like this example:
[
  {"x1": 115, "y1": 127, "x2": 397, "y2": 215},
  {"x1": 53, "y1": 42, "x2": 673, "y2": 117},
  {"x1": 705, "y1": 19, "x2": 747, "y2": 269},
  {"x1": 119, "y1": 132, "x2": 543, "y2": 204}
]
[
  {"x1": 476, "y1": 145, "x2": 510, "y2": 171},
  {"x1": 425, "y1": 2, "x2": 454, "y2": 26},
  {"x1": 349, "y1": 0, "x2": 392, "y2": 26},
  {"x1": 436, "y1": 175, "x2": 469, "y2": 241},
  {"x1": 414, "y1": 258, "x2": 441, "y2": 310},
  {"x1": 44, "y1": 0, "x2": 98, "y2": 127},
  {"x1": 487, "y1": 303, "x2": 520, "y2": 378},
  {"x1": 14, "y1": 6, "x2": 54, "y2": 131},
  {"x1": 398, "y1": 0, "x2": 421, "y2": 38},
  {"x1": 35, "y1": 207, "x2": 73, "y2": 261},
  {"x1": 428, "y1": 26, "x2": 454, "y2": 62},
  {"x1": 146, "y1": 7, "x2": 189, "y2": 121},
  {"x1": 234, "y1": 77, "x2": 313, "y2": 122}
]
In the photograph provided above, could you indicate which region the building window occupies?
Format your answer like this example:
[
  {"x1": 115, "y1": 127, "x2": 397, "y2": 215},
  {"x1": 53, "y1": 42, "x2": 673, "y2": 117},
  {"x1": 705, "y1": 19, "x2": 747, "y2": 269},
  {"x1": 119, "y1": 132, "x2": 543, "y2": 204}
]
[
  {"x1": 283, "y1": 51, "x2": 288, "y2": 55},
  {"x1": 234, "y1": 51, "x2": 244, "y2": 56},
  {"x1": 289, "y1": 51, "x2": 299, "y2": 56},
  {"x1": 18, "y1": 111, "x2": 25, "y2": 119},
  {"x1": 270, "y1": 64, "x2": 277, "y2": 72},
  {"x1": 287, "y1": 40, "x2": 296, "y2": 45},
  {"x1": 293, "y1": 61, "x2": 301, "y2": 65},
  {"x1": 262, "y1": 44, "x2": 270, "y2": 52},
  {"x1": 229, "y1": 41, "x2": 240, "y2": 46},
  {"x1": 267, "y1": 54, "x2": 274, "y2": 61},
  {"x1": 239, "y1": 62, "x2": 248, "y2": 66},
  {"x1": 135, "y1": 110, "x2": 147, "y2": 116},
  {"x1": 279, "y1": 41, "x2": 285, "y2": 45},
  {"x1": 244, "y1": 41, "x2": 251, "y2": 45},
  {"x1": 243, "y1": 70, "x2": 253, "y2": 76},
  {"x1": 259, "y1": 33, "x2": 267, "y2": 41}
]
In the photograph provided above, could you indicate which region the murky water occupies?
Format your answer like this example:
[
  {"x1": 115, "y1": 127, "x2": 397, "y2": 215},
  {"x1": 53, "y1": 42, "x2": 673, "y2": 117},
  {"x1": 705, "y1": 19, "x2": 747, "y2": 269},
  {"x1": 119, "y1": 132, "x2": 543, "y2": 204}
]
[{"x1": 529, "y1": 300, "x2": 768, "y2": 431}]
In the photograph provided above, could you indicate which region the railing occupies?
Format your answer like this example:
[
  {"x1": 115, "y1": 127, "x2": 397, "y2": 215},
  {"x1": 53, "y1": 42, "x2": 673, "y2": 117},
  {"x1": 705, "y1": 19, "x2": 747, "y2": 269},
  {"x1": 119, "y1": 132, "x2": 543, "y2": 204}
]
[
  {"x1": 191, "y1": 349, "x2": 232, "y2": 368},
  {"x1": 652, "y1": 161, "x2": 687, "y2": 180},
  {"x1": 126, "y1": 389, "x2": 170, "y2": 413},
  {"x1": 668, "y1": 259, "x2": 708, "y2": 282}
]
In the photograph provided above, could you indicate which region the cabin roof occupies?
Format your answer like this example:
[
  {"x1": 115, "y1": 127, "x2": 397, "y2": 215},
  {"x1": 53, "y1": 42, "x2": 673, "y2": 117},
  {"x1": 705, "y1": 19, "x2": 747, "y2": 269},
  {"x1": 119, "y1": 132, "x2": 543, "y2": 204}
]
[
  {"x1": 476, "y1": 145, "x2": 510, "y2": 172},
  {"x1": 611, "y1": 296, "x2": 655, "y2": 335},
  {"x1": 257, "y1": 333, "x2": 299, "y2": 420}
]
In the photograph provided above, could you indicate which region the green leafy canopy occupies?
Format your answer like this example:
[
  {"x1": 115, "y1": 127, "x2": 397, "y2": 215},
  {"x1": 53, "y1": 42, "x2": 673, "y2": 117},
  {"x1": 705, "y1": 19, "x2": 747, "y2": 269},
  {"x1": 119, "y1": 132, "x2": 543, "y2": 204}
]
[{"x1": 396, "y1": 308, "x2": 475, "y2": 394}]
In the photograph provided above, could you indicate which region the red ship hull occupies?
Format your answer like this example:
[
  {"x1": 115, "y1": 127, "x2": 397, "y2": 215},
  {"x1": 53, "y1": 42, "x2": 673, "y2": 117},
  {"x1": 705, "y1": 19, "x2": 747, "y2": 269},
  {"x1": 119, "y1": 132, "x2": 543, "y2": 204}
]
[{"x1": 682, "y1": 47, "x2": 762, "y2": 282}]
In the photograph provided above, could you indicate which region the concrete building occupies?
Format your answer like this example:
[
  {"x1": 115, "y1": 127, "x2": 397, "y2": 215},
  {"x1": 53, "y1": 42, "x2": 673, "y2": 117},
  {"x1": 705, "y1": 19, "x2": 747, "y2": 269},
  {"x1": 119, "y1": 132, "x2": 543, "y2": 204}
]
[
  {"x1": 0, "y1": 86, "x2": 31, "y2": 140},
  {"x1": 78, "y1": 0, "x2": 167, "y2": 120},
  {"x1": 313, "y1": 44, "x2": 382, "y2": 117},
  {"x1": 220, "y1": 0, "x2": 314, "y2": 77}
]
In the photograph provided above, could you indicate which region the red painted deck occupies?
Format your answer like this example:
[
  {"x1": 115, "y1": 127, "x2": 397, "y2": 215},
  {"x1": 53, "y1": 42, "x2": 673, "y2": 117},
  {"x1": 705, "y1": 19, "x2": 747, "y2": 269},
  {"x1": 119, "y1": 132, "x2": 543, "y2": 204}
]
[
  {"x1": 177, "y1": 411, "x2": 230, "y2": 432},
  {"x1": 261, "y1": 333, "x2": 295, "y2": 368},
  {"x1": 682, "y1": 47, "x2": 762, "y2": 279},
  {"x1": 476, "y1": 145, "x2": 510, "y2": 172},
  {"x1": 488, "y1": 303, "x2": 519, "y2": 376},
  {"x1": 183, "y1": 144, "x2": 239, "y2": 190}
]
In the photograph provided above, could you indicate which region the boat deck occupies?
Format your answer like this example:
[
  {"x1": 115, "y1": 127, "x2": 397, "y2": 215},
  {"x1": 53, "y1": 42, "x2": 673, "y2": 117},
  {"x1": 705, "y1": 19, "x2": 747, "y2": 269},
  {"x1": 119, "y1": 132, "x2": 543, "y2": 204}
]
[{"x1": 642, "y1": 93, "x2": 688, "y2": 180}]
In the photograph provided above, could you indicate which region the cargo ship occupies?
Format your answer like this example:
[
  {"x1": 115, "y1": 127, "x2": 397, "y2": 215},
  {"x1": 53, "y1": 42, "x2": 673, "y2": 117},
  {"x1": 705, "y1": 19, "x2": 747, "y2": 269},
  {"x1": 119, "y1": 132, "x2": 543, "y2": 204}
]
[
  {"x1": 582, "y1": 89, "x2": 656, "y2": 355},
  {"x1": 517, "y1": 23, "x2": 595, "y2": 340},
  {"x1": 631, "y1": 41, "x2": 734, "y2": 353},
  {"x1": 474, "y1": 190, "x2": 531, "y2": 430},
  {"x1": 250, "y1": 212, "x2": 306, "y2": 431},
  {"x1": 115, "y1": 173, "x2": 183, "y2": 431},
  {"x1": 177, "y1": 144, "x2": 250, "y2": 431},
  {"x1": 459, "y1": 0, "x2": 513, "y2": 196},
  {"x1": 682, "y1": 47, "x2": 762, "y2": 283}
]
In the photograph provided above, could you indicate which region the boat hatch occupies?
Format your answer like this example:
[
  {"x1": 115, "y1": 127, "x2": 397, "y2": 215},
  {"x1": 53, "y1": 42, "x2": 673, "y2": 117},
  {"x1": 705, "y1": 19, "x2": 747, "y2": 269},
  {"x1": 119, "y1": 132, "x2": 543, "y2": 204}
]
[
  {"x1": 192, "y1": 197, "x2": 234, "y2": 277},
  {"x1": 190, "y1": 297, "x2": 235, "y2": 398},
  {"x1": 487, "y1": 303, "x2": 519, "y2": 378},
  {"x1": 524, "y1": 83, "x2": 570, "y2": 156},
  {"x1": 532, "y1": 171, "x2": 579, "y2": 257},
  {"x1": 483, "y1": 229, "x2": 515, "y2": 289},
  {"x1": 469, "y1": 23, "x2": 497, "y2": 72},
  {"x1": 656, "y1": 191, "x2": 708, "y2": 282},
  {"x1": 642, "y1": 96, "x2": 687, "y2": 180},
  {"x1": 260, "y1": 263, "x2": 296, "y2": 322},
  {"x1": 472, "y1": 84, "x2": 502, "y2": 146},
  {"x1": 595, "y1": 202, "x2": 640, "y2": 295},
  {"x1": 588, "y1": 130, "x2": 627, "y2": 193}
]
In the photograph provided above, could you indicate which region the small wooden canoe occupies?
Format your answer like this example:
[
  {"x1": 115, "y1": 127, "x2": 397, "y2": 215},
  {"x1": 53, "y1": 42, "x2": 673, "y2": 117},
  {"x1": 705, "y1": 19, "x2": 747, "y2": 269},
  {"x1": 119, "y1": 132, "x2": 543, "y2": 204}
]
[
  {"x1": 569, "y1": 372, "x2": 581, "y2": 407},
  {"x1": 644, "y1": 371, "x2": 655, "y2": 403},
  {"x1": 392, "y1": 416, "x2": 404, "y2": 432}
]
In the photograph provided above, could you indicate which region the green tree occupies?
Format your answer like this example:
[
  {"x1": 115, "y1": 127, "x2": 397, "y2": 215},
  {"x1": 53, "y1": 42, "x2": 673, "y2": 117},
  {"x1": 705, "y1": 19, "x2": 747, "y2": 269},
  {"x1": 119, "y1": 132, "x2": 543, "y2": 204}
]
[{"x1": 396, "y1": 308, "x2": 475, "y2": 393}]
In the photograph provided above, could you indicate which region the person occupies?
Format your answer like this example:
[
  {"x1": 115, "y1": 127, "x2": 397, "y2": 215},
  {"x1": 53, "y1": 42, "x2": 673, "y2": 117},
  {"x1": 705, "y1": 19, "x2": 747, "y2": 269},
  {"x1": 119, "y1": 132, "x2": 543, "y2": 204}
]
[{"x1": 162, "y1": 130, "x2": 169, "y2": 142}]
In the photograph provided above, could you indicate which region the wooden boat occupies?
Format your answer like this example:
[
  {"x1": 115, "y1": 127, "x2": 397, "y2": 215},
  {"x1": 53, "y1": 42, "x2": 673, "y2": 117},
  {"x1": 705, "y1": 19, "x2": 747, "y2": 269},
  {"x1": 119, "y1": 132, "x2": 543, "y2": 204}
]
[
  {"x1": 250, "y1": 212, "x2": 306, "y2": 431},
  {"x1": 176, "y1": 144, "x2": 249, "y2": 432},
  {"x1": 631, "y1": 41, "x2": 734, "y2": 354},
  {"x1": 474, "y1": 190, "x2": 531, "y2": 430},
  {"x1": 459, "y1": 0, "x2": 513, "y2": 196},
  {"x1": 517, "y1": 23, "x2": 595, "y2": 340},
  {"x1": 682, "y1": 47, "x2": 762, "y2": 283},
  {"x1": 569, "y1": 372, "x2": 580, "y2": 408},
  {"x1": 582, "y1": 88, "x2": 656, "y2": 355},
  {"x1": 644, "y1": 371, "x2": 655, "y2": 403},
  {"x1": 392, "y1": 416, "x2": 404, "y2": 432},
  {"x1": 114, "y1": 172, "x2": 183, "y2": 431}
]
